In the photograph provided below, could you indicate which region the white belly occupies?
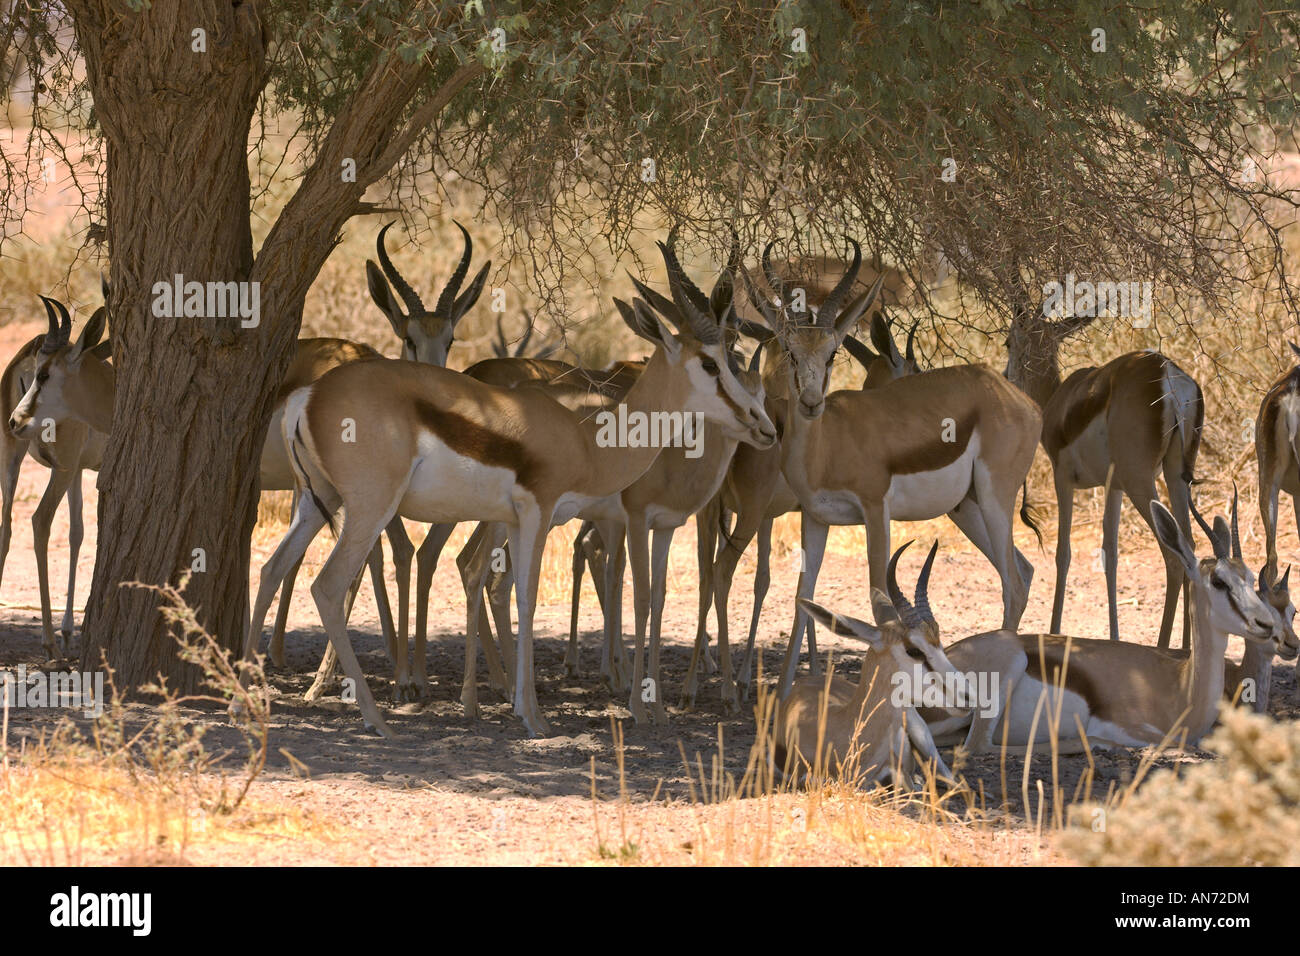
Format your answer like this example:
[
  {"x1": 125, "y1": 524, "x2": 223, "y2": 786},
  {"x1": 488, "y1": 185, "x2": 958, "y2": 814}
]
[
  {"x1": 884, "y1": 430, "x2": 979, "y2": 521},
  {"x1": 805, "y1": 490, "x2": 865, "y2": 525},
  {"x1": 259, "y1": 405, "x2": 295, "y2": 491},
  {"x1": 1057, "y1": 414, "x2": 1110, "y2": 488},
  {"x1": 399, "y1": 431, "x2": 519, "y2": 524}
]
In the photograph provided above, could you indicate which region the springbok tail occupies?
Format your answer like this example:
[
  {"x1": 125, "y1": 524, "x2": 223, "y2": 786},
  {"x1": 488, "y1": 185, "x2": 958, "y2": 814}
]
[{"x1": 1020, "y1": 479, "x2": 1044, "y2": 549}]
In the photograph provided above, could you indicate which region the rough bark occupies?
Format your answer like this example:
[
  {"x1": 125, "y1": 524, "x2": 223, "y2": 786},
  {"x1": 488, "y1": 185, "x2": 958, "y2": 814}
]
[{"x1": 68, "y1": 0, "x2": 480, "y2": 692}]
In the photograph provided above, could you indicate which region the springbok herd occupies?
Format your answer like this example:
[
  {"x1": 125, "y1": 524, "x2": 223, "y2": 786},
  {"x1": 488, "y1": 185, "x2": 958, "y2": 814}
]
[{"x1": 4, "y1": 225, "x2": 1300, "y2": 788}]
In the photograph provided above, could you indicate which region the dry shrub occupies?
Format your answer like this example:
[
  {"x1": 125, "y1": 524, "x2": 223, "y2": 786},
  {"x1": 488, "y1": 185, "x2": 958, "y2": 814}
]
[{"x1": 1060, "y1": 708, "x2": 1300, "y2": 866}]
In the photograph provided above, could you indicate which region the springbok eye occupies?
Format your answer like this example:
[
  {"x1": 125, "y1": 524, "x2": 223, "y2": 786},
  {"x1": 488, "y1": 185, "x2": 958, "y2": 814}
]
[
  {"x1": 36, "y1": 370, "x2": 48, "y2": 384},
  {"x1": 906, "y1": 646, "x2": 926, "y2": 661},
  {"x1": 699, "y1": 357, "x2": 719, "y2": 375},
  {"x1": 1212, "y1": 576, "x2": 1228, "y2": 591},
  {"x1": 404, "y1": 337, "x2": 416, "y2": 354}
]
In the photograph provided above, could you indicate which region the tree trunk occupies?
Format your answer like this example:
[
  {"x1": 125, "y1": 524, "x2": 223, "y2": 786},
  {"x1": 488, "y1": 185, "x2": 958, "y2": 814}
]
[
  {"x1": 67, "y1": 1, "x2": 482, "y2": 693},
  {"x1": 73, "y1": 3, "x2": 271, "y2": 689}
]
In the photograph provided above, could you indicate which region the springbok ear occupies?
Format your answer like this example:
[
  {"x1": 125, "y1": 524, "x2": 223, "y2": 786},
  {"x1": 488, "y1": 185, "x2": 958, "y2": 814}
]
[
  {"x1": 869, "y1": 311, "x2": 902, "y2": 368},
  {"x1": 451, "y1": 261, "x2": 491, "y2": 326},
  {"x1": 798, "y1": 599, "x2": 884, "y2": 650},
  {"x1": 365, "y1": 260, "x2": 406, "y2": 337},
  {"x1": 72, "y1": 305, "x2": 108, "y2": 358},
  {"x1": 89, "y1": 338, "x2": 113, "y2": 361},
  {"x1": 100, "y1": 272, "x2": 111, "y2": 305},
  {"x1": 615, "y1": 297, "x2": 678, "y2": 357},
  {"x1": 1151, "y1": 501, "x2": 1199, "y2": 580},
  {"x1": 869, "y1": 586, "x2": 900, "y2": 624},
  {"x1": 833, "y1": 274, "x2": 884, "y2": 340},
  {"x1": 1056, "y1": 312, "x2": 1096, "y2": 338},
  {"x1": 841, "y1": 334, "x2": 877, "y2": 371}
]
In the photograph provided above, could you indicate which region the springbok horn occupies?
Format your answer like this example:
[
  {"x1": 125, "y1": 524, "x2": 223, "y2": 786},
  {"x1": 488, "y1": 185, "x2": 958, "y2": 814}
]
[
  {"x1": 886, "y1": 540, "x2": 917, "y2": 623},
  {"x1": 1188, "y1": 496, "x2": 1227, "y2": 560},
  {"x1": 375, "y1": 222, "x2": 425, "y2": 315},
  {"x1": 905, "y1": 321, "x2": 918, "y2": 367},
  {"x1": 913, "y1": 540, "x2": 939, "y2": 625},
  {"x1": 659, "y1": 235, "x2": 712, "y2": 319},
  {"x1": 739, "y1": 266, "x2": 782, "y2": 328},
  {"x1": 434, "y1": 221, "x2": 473, "y2": 317},
  {"x1": 709, "y1": 229, "x2": 741, "y2": 318},
  {"x1": 1230, "y1": 482, "x2": 1242, "y2": 560},
  {"x1": 658, "y1": 241, "x2": 721, "y2": 344},
  {"x1": 761, "y1": 241, "x2": 786, "y2": 303},
  {"x1": 817, "y1": 236, "x2": 862, "y2": 328}
]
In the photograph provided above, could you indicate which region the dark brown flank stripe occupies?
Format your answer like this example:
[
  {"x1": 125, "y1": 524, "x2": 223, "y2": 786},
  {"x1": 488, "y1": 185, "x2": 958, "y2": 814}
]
[
  {"x1": 413, "y1": 399, "x2": 540, "y2": 491},
  {"x1": 1023, "y1": 639, "x2": 1113, "y2": 723},
  {"x1": 1259, "y1": 367, "x2": 1300, "y2": 459},
  {"x1": 886, "y1": 410, "x2": 978, "y2": 475}
]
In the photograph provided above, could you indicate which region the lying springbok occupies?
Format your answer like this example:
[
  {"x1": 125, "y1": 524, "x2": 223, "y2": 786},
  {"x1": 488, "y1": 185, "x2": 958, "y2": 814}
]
[
  {"x1": 775, "y1": 542, "x2": 957, "y2": 789},
  {"x1": 1004, "y1": 299, "x2": 1203, "y2": 648},
  {"x1": 0, "y1": 290, "x2": 109, "y2": 657},
  {"x1": 242, "y1": 249, "x2": 777, "y2": 736},
  {"x1": 925, "y1": 496, "x2": 1282, "y2": 754}
]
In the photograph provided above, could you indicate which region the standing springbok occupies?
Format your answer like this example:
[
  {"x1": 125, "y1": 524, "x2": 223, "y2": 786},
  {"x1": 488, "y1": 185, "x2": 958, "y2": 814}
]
[
  {"x1": 925, "y1": 496, "x2": 1283, "y2": 753},
  {"x1": 776, "y1": 542, "x2": 957, "y2": 789},
  {"x1": 1004, "y1": 300, "x2": 1203, "y2": 648},
  {"x1": 0, "y1": 291, "x2": 108, "y2": 657},
  {"x1": 765, "y1": 238, "x2": 1041, "y2": 697},
  {"x1": 242, "y1": 247, "x2": 777, "y2": 737},
  {"x1": 683, "y1": 292, "x2": 924, "y2": 711},
  {"x1": 264, "y1": 220, "x2": 489, "y2": 679}
]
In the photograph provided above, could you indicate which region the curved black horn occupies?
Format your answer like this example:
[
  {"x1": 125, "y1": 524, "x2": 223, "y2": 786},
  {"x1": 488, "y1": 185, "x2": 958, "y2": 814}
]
[
  {"x1": 1189, "y1": 496, "x2": 1227, "y2": 560},
  {"x1": 740, "y1": 266, "x2": 782, "y2": 328},
  {"x1": 660, "y1": 235, "x2": 712, "y2": 317},
  {"x1": 905, "y1": 321, "x2": 918, "y2": 368},
  {"x1": 817, "y1": 237, "x2": 862, "y2": 328},
  {"x1": 375, "y1": 222, "x2": 426, "y2": 314},
  {"x1": 816, "y1": 237, "x2": 862, "y2": 327},
  {"x1": 38, "y1": 296, "x2": 72, "y2": 352},
  {"x1": 761, "y1": 241, "x2": 786, "y2": 302},
  {"x1": 1230, "y1": 482, "x2": 1242, "y2": 560},
  {"x1": 913, "y1": 540, "x2": 939, "y2": 624},
  {"x1": 658, "y1": 241, "x2": 720, "y2": 344},
  {"x1": 435, "y1": 221, "x2": 473, "y2": 317},
  {"x1": 709, "y1": 229, "x2": 741, "y2": 319},
  {"x1": 886, "y1": 540, "x2": 917, "y2": 623}
]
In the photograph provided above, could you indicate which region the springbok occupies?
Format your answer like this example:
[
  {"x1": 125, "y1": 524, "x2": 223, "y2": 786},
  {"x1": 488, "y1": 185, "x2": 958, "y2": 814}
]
[
  {"x1": 449, "y1": 242, "x2": 771, "y2": 722},
  {"x1": 1004, "y1": 300, "x2": 1203, "y2": 648},
  {"x1": 1223, "y1": 564, "x2": 1298, "y2": 712},
  {"x1": 0, "y1": 290, "x2": 109, "y2": 657},
  {"x1": 242, "y1": 244, "x2": 777, "y2": 737},
  {"x1": 926, "y1": 496, "x2": 1282, "y2": 754},
  {"x1": 264, "y1": 220, "x2": 489, "y2": 685},
  {"x1": 683, "y1": 299, "x2": 924, "y2": 710},
  {"x1": 764, "y1": 238, "x2": 1041, "y2": 697},
  {"x1": 775, "y1": 542, "x2": 957, "y2": 789}
]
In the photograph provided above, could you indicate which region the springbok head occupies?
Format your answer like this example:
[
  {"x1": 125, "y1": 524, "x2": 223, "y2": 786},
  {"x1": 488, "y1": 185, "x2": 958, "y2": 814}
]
[
  {"x1": 616, "y1": 239, "x2": 776, "y2": 450},
  {"x1": 1155, "y1": 493, "x2": 1277, "y2": 647},
  {"x1": 10, "y1": 294, "x2": 108, "y2": 439},
  {"x1": 744, "y1": 237, "x2": 883, "y2": 420},
  {"x1": 1258, "y1": 564, "x2": 1299, "y2": 662},
  {"x1": 798, "y1": 541, "x2": 967, "y2": 706},
  {"x1": 842, "y1": 311, "x2": 921, "y2": 388},
  {"x1": 1003, "y1": 294, "x2": 1095, "y2": 405},
  {"x1": 366, "y1": 221, "x2": 490, "y2": 366}
]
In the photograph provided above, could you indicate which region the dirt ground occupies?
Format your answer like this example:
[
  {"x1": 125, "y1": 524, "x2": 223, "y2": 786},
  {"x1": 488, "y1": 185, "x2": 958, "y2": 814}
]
[{"x1": 1, "y1": 318, "x2": 1297, "y2": 864}]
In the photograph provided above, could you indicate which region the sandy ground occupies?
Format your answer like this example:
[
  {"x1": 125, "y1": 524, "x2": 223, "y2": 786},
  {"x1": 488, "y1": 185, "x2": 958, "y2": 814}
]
[{"x1": 1, "y1": 318, "x2": 1297, "y2": 864}]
